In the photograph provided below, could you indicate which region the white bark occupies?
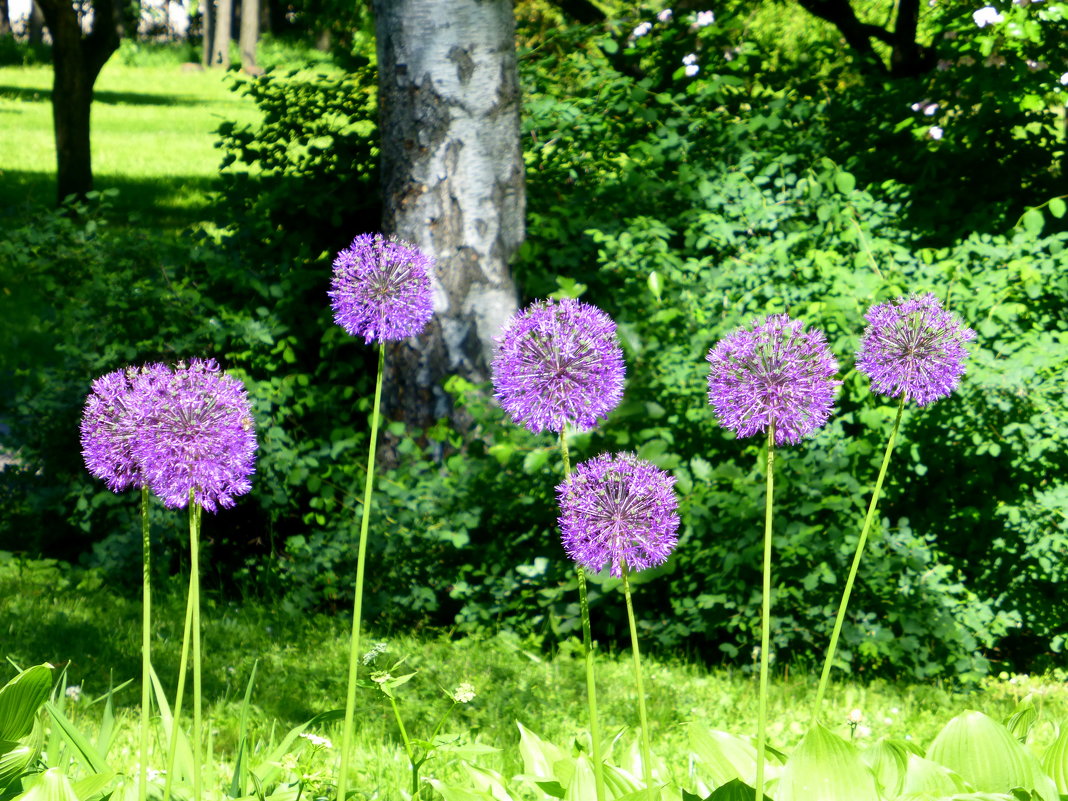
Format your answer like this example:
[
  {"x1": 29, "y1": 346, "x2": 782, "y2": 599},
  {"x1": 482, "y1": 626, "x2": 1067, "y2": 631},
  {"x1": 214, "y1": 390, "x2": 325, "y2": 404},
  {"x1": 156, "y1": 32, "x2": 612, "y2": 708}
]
[{"x1": 374, "y1": 0, "x2": 524, "y2": 419}]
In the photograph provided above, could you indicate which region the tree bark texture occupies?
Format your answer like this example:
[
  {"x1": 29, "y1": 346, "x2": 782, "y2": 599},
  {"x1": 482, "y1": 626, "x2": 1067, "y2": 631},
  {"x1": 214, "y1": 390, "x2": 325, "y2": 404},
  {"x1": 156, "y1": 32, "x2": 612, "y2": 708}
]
[
  {"x1": 28, "y1": 1, "x2": 44, "y2": 45},
  {"x1": 0, "y1": 0, "x2": 12, "y2": 38},
  {"x1": 238, "y1": 0, "x2": 258, "y2": 70},
  {"x1": 373, "y1": 0, "x2": 524, "y2": 423},
  {"x1": 201, "y1": 0, "x2": 214, "y2": 66},
  {"x1": 211, "y1": 0, "x2": 232, "y2": 66},
  {"x1": 36, "y1": 0, "x2": 124, "y2": 203}
]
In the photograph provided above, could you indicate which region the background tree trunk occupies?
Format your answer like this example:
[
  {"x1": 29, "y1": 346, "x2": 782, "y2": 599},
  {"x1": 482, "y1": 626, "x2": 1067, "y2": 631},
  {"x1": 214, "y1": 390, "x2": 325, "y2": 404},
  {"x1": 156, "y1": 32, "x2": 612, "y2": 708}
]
[
  {"x1": 211, "y1": 0, "x2": 231, "y2": 66},
  {"x1": 36, "y1": 0, "x2": 125, "y2": 203},
  {"x1": 201, "y1": 0, "x2": 214, "y2": 66},
  {"x1": 0, "y1": 0, "x2": 12, "y2": 38},
  {"x1": 28, "y1": 1, "x2": 44, "y2": 45},
  {"x1": 238, "y1": 0, "x2": 258, "y2": 70},
  {"x1": 372, "y1": 0, "x2": 524, "y2": 425}
]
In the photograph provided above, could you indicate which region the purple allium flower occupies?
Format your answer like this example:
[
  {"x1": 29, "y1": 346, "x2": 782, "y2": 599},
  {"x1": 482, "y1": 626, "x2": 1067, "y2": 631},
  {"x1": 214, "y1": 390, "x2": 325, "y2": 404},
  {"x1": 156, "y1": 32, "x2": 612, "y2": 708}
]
[
  {"x1": 80, "y1": 364, "x2": 170, "y2": 493},
  {"x1": 855, "y1": 293, "x2": 976, "y2": 406},
  {"x1": 706, "y1": 314, "x2": 841, "y2": 446},
  {"x1": 557, "y1": 452, "x2": 679, "y2": 578},
  {"x1": 329, "y1": 234, "x2": 434, "y2": 344},
  {"x1": 134, "y1": 359, "x2": 258, "y2": 512},
  {"x1": 492, "y1": 298, "x2": 626, "y2": 434}
]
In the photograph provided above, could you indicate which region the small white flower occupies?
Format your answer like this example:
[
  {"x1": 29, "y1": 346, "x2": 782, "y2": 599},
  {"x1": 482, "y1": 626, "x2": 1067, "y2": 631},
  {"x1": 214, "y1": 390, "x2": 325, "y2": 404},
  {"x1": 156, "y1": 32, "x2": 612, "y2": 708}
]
[
  {"x1": 694, "y1": 10, "x2": 715, "y2": 27},
  {"x1": 299, "y1": 732, "x2": 333, "y2": 749},
  {"x1": 362, "y1": 641, "x2": 388, "y2": 665},
  {"x1": 657, "y1": 9, "x2": 673, "y2": 22},
  {"x1": 923, "y1": 102, "x2": 939, "y2": 116},
  {"x1": 1060, "y1": 71, "x2": 1068, "y2": 85},
  {"x1": 856, "y1": 724, "x2": 873, "y2": 738},
  {"x1": 972, "y1": 5, "x2": 1004, "y2": 26},
  {"x1": 371, "y1": 672, "x2": 392, "y2": 684},
  {"x1": 847, "y1": 708, "x2": 864, "y2": 724},
  {"x1": 683, "y1": 52, "x2": 698, "y2": 66},
  {"x1": 453, "y1": 683, "x2": 476, "y2": 703},
  {"x1": 929, "y1": 125, "x2": 944, "y2": 140},
  {"x1": 685, "y1": 64, "x2": 700, "y2": 77},
  {"x1": 632, "y1": 21, "x2": 653, "y2": 38},
  {"x1": 890, "y1": 707, "x2": 900, "y2": 714},
  {"x1": 65, "y1": 685, "x2": 82, "y2": 702}
]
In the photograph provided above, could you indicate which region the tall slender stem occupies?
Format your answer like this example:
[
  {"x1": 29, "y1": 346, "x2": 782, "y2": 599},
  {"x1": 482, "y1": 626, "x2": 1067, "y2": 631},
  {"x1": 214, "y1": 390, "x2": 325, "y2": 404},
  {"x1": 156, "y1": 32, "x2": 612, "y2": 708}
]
[
  {"x1": 190, "y1": 494, "x2": 202, "y2": 801},
  {"x1": 755, "y1": 425, "x2": 775, "y2": 801},
  {"x1": 139, "y1": 486, "x2": 151, "y2": 801},
  {"x1": 337, "y1": 342, "x2": 386, "y2": 801},
  {"x1": 559, "y1": 429, "x2": 607, "y2": 801},
  {"x1": 813, "y1": 397, "x2": 906, "y2": 717},
  {"x1": 622, "y1": 564, "x2": 655, "y2": 799},
  {"x1": 162, "y1": 500, "x2": 196, "y2": 801}
]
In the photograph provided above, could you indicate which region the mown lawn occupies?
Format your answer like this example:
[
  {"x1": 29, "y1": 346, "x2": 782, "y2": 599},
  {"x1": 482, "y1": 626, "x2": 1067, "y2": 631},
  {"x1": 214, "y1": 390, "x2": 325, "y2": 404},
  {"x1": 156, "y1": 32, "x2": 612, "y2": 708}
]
[{"x1": 0, "y1": 63, "x2": 260, "y2": 226}]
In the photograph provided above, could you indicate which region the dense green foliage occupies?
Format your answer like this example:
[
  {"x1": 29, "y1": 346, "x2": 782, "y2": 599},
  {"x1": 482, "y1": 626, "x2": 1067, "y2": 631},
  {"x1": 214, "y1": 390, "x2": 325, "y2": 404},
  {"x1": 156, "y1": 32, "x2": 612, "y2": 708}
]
[{"x1": 2, "y1": 2, "x2": 1066, "y2": 681}]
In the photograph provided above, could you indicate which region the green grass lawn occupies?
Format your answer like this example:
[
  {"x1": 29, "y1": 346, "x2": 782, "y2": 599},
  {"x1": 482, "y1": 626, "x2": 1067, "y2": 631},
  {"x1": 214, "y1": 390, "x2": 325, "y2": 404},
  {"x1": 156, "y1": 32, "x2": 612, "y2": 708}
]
[{"x1": 0, "y1": 63, "x2": 260, "y2": 227}]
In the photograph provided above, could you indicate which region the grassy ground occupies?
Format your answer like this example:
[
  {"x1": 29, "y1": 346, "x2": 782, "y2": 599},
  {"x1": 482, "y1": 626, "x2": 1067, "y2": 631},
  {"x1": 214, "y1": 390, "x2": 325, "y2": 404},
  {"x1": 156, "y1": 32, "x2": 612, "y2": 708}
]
[
  {"x1": 4, "y1": 554, "x2": 1066, "y2": 798},
  {"x1": 0, "y1": 63, "x2": 259, "y2": 227}
]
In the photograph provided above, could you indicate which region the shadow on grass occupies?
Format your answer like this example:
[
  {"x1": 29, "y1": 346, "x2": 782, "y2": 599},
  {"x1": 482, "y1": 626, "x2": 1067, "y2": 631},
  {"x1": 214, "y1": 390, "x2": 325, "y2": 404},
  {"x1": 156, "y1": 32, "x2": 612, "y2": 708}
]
[
  {"x1": 0, "y1": 168, "x2": 221, "y2": 230},
  {"x1": 0, "y1": 84, "x2": 206, "y2": 107}
]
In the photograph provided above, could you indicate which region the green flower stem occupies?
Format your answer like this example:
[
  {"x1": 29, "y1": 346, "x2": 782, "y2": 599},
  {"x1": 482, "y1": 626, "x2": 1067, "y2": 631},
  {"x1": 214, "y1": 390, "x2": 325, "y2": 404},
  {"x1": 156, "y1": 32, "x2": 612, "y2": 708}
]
[
  {"x1": 337, "y1": 341, "x2": 386, "y2": 801},
  {"x1": 139, "y1": 486, "x2": 151, "y2": 801},
  {"x1": 755, "y1": 425, "x2": 775, "y2": 801},
  {"x1": 622, "y1": 563, "x2": 655, "y2": 800},
  {"x1": 813, "y1": 396, "x2": 905, "y2": 718},
  {"x1": 162, "y1": 501, "x2": 196, "y2": 801},
  {"x1": 190, "y1": 495, "x2": 203, "y2": 801},
  {"x1": 559, "y1": 430, "x2": 607, "y2": 801}
]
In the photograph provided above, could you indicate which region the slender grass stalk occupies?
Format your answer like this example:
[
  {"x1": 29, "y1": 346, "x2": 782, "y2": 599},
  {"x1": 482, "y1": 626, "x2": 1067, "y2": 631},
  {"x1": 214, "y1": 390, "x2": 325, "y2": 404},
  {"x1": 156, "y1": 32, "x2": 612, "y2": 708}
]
[
  {"x1": 337, "y1": 341, "x2": 386, "y2": 801},
  {"x1": 814, "y1": 396, "x2": 906, "y2": 717},
  {"x1": 621, "y1": 563, "x2": 655, "y2": 800},
  {"x1": 162, "y1": 502, "x2": 196, "y2": 801},
  {"x1": 755, "y1": 424, "x2": 775, "y2": 801},
  {"x1": 559, "y1": 430, "x2": 607, "y2": 801},
  {"x1": 190, "y1": 493, "x2": 203, "y2": 801},
  {"x1": 139, "y1": 485, "x2": 151, "y2": 801},
  {"x1": 386, "y1": 693, "x2": 419, "y2": 798}
]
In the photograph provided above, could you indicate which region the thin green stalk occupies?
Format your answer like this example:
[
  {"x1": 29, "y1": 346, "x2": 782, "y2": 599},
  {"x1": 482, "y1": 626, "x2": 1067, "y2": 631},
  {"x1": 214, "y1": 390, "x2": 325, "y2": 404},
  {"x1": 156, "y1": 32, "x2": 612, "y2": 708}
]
[
  {"x1": 337, "y1": 341, "x2": 386, "y2": 801},
  {"x1": 755, "y1": 425, "x2": 775, "y2": 801},
  {"x1": 560, "y1": 429, "x2": 607, "y2": 801},
  {"x1": 139, "y1": 486, "x2": 151, "y2": 801},
  {"x1": 162, "y1": 508, "x2": 196, "y2": 801},
  {"x1": 622, "y1": 563, "x2": 655, "y2": 800},
  {"x1": 813, "y1": 396, "x2": 906, "y2": 717},
  {"x1": 190, "y1": 494, "x2": 203, "y2": 801},
  {"x1": 386, "y1": 694, "x2": 418, "y2": 798}
]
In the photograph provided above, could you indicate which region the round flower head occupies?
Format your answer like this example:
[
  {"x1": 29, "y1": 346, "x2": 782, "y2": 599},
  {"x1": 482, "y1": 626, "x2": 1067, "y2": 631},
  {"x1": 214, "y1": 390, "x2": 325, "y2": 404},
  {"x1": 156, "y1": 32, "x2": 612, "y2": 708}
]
[
  {"x1": 855, "y1": 293, "x2": 976, "y2": 406},
  {"x1": 706, "y1": 314, "x2": 841, "y2": 446},
  {"x1": 80, "y1": 363, "x2": 170, "y2": 493},
  {"x1": 134, "y1": 358, "x2": 258, "y2": 512},
  {"x1": 329, "y1": 233, "x2": 434, "y2": 344},
  {"x1": 492, "y1": 298, "x2": 626, "y2": 434},
  {"x1": 557, "y1": 452, "x2": 679, "y2": 578}
]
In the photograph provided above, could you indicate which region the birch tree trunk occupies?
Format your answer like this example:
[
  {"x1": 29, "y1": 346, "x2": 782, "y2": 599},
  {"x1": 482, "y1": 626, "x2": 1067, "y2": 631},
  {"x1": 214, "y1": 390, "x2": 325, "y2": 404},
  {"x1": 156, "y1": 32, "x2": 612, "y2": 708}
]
[
  {"x1": 211, "y1": 0, "x2": 231, "y2": 67},
  {"x1": 238, "y1": 0, "x2": 258, "y2": 70},
  {"x1": 372, "y1": 0, "x2": 524, "y2": 424}
]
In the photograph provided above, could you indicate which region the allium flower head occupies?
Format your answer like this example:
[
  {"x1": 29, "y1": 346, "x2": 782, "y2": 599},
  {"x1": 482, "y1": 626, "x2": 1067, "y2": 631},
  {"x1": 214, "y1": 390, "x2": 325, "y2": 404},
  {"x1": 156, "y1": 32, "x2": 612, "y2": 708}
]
[
  {"x1": 81, "y1": 363, "x2": 170, "y2": 492},
  {"x1": 855, "y1": 293, "x2": 976, "y2": 406},
  {"x1": 706, "y1": 314, "x2": 840, "y2": 445},
  {"x1": 329, "y1": 233, "x2": 434, "y2": 344},
  {"x1": 492, "y1": 298, "x2": 625, "y2": 434},
  {"x1": 557, "y1": 452, "x2": 679, "y2": 578},
  {"x1": 134, "y1": 358, "x2": 258, "y2": 512}
]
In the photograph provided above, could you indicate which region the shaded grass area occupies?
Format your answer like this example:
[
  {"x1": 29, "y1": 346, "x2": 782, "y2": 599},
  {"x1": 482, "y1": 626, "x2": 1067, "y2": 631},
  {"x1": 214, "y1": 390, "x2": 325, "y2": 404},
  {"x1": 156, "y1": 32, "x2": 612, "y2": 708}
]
[{"x1": 0, "y1": 63, "x2": 259, "y2": 224}]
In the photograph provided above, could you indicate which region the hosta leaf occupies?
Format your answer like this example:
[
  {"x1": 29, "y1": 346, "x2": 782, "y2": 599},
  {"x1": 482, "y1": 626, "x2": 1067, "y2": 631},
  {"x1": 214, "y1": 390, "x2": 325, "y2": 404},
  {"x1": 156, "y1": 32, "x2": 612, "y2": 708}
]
[
  {"x1": 706, "y1": 777, "x2": 773, "y2": 800},
  {"x1": 516, "y1": 723, "x2": 566, "y2": 780},
  {"x1": 0, "y1": 666, "x2": 53, "y2": 742},
  {"x1": 1004, "y1": 697, "x2": 1038, "y2": 742},
  {"x1": 862, "y1": 737, "x2": 911, "y2": 797},
  {"x1": 10, "y1": 768, "x2": 79, "y2": 801},
  {"x1": 687, "y1": 725, "x2": 758, "y2": 788},
  {"x1": 774, "y1": 722, "x2": 880, "y2": 801},
  {"x1": 926, "y1": 711, "x2": 1058, "y2": 801},
  {"x1": 564, "y1": 756, "x2": 596, "y2": 801},
  {"x1": 902, "y1": 752, "x2": 973, "y2": 796},
  {"x1": 425, "y1": 780, "x2": 500, "y2": 801},
  {"x1": 1040, "y1": 725, "x2": 1068, "y2": 793}
]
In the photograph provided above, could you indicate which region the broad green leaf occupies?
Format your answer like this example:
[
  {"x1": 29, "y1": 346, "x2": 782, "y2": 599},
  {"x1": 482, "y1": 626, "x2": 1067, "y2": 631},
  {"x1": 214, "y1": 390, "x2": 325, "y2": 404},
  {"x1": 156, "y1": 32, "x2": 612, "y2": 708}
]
[
  {"x1": 1048, "y1": 198, "x2": 1066, "y2": 219},
  {"x1": 862, "y1": 738, "x2": 911, "y2": 797},
  {"x1": 425, "y1": 780, "x2": 499, "y2": 801},
  {"x1": 0, "y1": 665, "x2": 53, "y2": 742},
  {"x1": 462, "y1": 764, "x2": 517, "y2": 801},
  {"x1": 1040, "y1": 725, "x2": 1068, "y2": 792},
  {"x1": 687, "y1": 725, "x2": 757, "y2": 787},
  {"x1": 0, "y1": 716, "x2": 43, "y2": 791},
  {"x1": 516, "y1": 723, "x2": 566, "y2": 780},
  {"x1": 1004, "y1": 696, "x2": 1037, "y2": 741},
  {"x1": 148, "y1": 665, "x2": 194, "y2": 783},
  {"x1": 775, "y1": 723, "x2": 880, "y2": 801},
  {"x1": 1022, "y1": 208, "x2": 1045, "y2": 237},
  {"x1": 707, "y1": 777, "x2": 773, "y2": 800},
  {"x1": 901, "y1": 752, "x2": 973, "y2": 796},
  {"x1": 69, "y1": 772, "x2": 114, "y2": 800},
  {"x1": 835, "y1": 171, "x2": 856, "y2": 194},
  {"x1": 564, "y1": 756, "x2": 596, "y2": 801},
  {"x1": 926, "y1": 710, "x2": 1058, "y2": 801},
  {"x1": 10, "y1": 767, "x2": 79, "y2": 801},
  {"x1": 603, "y1": 763, "x2": 643, "y2": 799}
]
